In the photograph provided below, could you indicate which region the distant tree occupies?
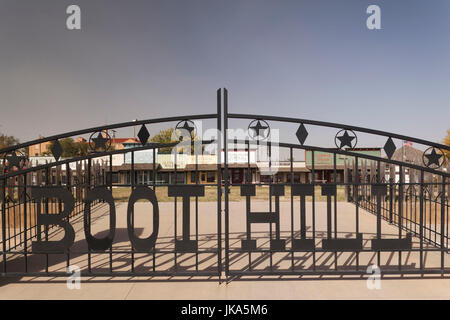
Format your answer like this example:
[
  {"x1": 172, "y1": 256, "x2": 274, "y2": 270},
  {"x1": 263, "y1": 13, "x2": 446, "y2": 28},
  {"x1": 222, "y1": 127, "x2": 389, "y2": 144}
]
[
  {"x1": 0, "y1": 133, "x2": 19, "y2": 149},
  {"x1": 150, "y1": 128, "x2": 178, "y2": 153},
  {"x1": 77, "y1": 140, "x2": 89, "y2": 156},
  {"x1": 149, "y1": 128, "x2": 202, "y2": 154},
  {"x1": 44, "y1": 138, "x2": 90, "y2": 158}
]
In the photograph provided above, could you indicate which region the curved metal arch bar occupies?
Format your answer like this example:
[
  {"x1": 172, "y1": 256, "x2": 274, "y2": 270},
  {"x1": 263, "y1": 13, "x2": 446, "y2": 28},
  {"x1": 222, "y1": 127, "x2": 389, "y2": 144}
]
[
  {"x1": 228, "y1": 113, "x2": 450, "y2": 151},
  {"x1": 0, "y1": 139, "x2": 215, "y2": 180},
  {"x1": 230, "y1": 139, "x2": 450, "y2": 178},
  {"x1": 0, "y1": 113, "x2": 217, "y2": 155}
]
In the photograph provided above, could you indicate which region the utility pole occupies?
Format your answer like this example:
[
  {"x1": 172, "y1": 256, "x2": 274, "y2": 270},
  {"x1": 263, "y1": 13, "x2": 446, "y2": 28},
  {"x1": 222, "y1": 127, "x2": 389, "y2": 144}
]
[{"x1": 133, "y1": 119, "x2": 138, "y2": 138}]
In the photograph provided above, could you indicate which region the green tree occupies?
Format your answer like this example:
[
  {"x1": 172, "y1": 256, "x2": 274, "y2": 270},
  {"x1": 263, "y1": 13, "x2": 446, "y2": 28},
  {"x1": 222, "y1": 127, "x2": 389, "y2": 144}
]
[
  {"x1": 150, "y1": 128, "x2": 178, "y2": 153},
  {"x1": 44, "y1": 138, "x2": 90, "y2": 158},
  {"x1": 150, "y1": 128, "x2": 202, "y2": 154},
  {"x1": 0, "y1": 133, "x2": 19, "y2": 149}
]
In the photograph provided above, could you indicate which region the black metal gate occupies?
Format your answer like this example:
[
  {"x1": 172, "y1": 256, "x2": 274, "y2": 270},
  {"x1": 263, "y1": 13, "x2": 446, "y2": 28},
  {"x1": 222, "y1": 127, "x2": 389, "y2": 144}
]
[
  {"x1": 0, "y1": 109, "x2": 223, "y2": 279},
  {"x1": 1, "y1": 88, "x2": 449, "y2": 281}
]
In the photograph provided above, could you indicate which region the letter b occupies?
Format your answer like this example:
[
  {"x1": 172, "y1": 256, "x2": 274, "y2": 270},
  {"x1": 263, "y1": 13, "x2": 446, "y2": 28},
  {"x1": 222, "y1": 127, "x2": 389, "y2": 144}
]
[{"x1": 31, "y1": 187, "x2": 75, "y2": 253}]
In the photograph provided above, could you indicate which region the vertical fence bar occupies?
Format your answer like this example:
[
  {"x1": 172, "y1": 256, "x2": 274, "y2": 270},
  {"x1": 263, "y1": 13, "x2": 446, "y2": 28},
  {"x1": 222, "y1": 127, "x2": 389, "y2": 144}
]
[
  {"x1": 66, "y1": 163, "x2": 71, "y2": 271},
  {"x1": 174, "y1": 149, "x2": 178, "y2": 270},
  {"x1": 333, "y1": 153, "x2": 337, "y2": 270},
  {"x1": 290, "y1": 147, "x2": 294, "y2": 271},
  {"x1": 311, "y1": 150, "x2": 316, "y2": 271},
  {"x1": 441, "y1": 176, "x2": 446, "y2": 274},
  {"x1": 45, "y1": 166, "x2": 49, "y2": 274},
  {"x1": 131, "y1": 151, "x2": 135, "y2": 273},
  {"x1": 389, "y1": 164, "x2": 394, "y2": 224},
  {"x1": 268, "y1": 140, "x2": 273, "y2": 271},
  {"x1": 109, "y1": 154, "x2": 113, "y2": 273},
  {"x1": 195, "y1": 134, "x2": 199, "y2": 272},
  {"x1": 246, "y1": 139, "x2": 252, "y2": 271},
  {"x1": 2, "y1": 178, "x2": 7, "y2": 274},
  {"x1": 152, "y1": 147, "x2": 156, "y2": 272},
  {"x1": 398, "y1": 165, "x2": 403, "y2": 270},
  {"x1": 23, "y1": 174, "x2": 28, "y2": 272},
  {"x1": 420, "y1": 170, "x2": 424, "y2": 272},
  {"x1": 223, "y1": 88, "x2": 230, "y2": 279},
  {"x1": 217, "y1": 88, "x2": 222, "y2": 281},
  {"x1": 376, "y1": 161, "x2": 381, "y2": 268},
  {"x1": 87, "y1": 159, "x2": 91, "y2": 274},
  {"x1": 354, "y1": 157, "x2": 359, "y2": 270}
]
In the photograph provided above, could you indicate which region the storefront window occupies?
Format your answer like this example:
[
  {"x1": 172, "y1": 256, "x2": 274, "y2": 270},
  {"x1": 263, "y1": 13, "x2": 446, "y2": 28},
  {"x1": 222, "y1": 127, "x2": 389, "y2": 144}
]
[{"x1": 207, "y1": 171, "x2": 215, "y2": 183}]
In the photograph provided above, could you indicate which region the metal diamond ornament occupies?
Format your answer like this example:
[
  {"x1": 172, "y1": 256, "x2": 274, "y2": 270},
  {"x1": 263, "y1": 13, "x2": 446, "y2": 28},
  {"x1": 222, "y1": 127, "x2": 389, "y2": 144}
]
[
  {"x1": 51, "y1": 140, "x2": 63, "y2": 161},
  {"x1": 296, "y1": 123, "x2": 308, "y2": 145},
  {"x1": 384, "y1": 137, "x2": 396, "y2": 159},
  {"x1": 138, "y1": 124, "x2": 150, "y2": 145}
]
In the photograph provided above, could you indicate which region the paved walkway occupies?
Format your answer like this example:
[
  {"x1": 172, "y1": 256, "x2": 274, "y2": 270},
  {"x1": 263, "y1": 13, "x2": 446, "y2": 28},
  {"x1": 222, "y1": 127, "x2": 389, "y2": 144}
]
[{"x1": 1, "y1": 201, "x2": 450, "y2": 299}]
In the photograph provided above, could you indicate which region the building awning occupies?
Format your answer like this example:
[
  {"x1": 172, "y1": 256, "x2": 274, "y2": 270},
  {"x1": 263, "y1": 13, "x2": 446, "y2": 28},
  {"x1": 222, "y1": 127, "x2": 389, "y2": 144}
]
[
  {"x1": 306, "y1": 165, "x2": 345, "y2": 170},
  {"x1": 276, "y1": 166, "x2": 310, "y2": 173},
  {"x1": 185, "y1": 164, "x2": 217, "y2": 171},
  {"x1": 110, "y1": 163, "x2": 161, "y2": 172},
  {"x1": 184, "y1": 163, "x2": 259, "y2": 171}
]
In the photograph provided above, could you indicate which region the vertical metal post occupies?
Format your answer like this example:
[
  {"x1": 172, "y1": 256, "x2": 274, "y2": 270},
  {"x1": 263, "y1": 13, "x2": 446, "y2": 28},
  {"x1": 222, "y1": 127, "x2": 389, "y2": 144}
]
[
  {"x1": 398, "y1": 165, "x2": 403, "y2": 270},
  {"x1": 23, "y1": 174, "x2": 28, "y2": 272},
  {"x1": 223, "y1": 88, "x2": 230, "y2": 279},
  {"x1": 87, "y1": 159, "x2": 91, "y2": 274},
  {"x1": 389, "y1": 164, "x2": 394, "y2": 224},
  {"x1": 376, "y1": 161, "x2": 381, "y2": 268},
  {"x1": 441, "y1": 176, "x2": 446, "y2": 274},
  {"x1": 311, "y1": 150, "x2": 316, "y2": 271},
  {"x1": 246, "y1": 139, "x2": 252, "y2": 271},
  {"x1": 290, "y1": 147, "x2": 294, "y2": 271},
  {"x1": 333, "y1": 153, "x2": 337, "y2": 270},
  {"x1": 420, "y1": 170, "x2": 424, "y2": 272},
  {"x1": 216, "y1": 88, "x2": 222, "y2": 281},
  {"x1": 131, "y1": 151, "x2": 135, "y2": 273},
  {"x1": 354, "y1": 157, "x2": 359, "y2": 270},
  {"x1": 109, "y1": 154, "x2": 113, "y2": 273},
  {"x1": 45, "y1": 166, "x2": 49, "y2": 274},
  {"x1": 194, "y1": 137, "x2": 199, "y2": 272},
  {"x1": 152, "y1": 147, "x2": 156, "y2": 272},
  {"x1": 174, "y1": 148, "x2": 178, "y2": 270},
  {"x1": 268, "y1": 140, "x2": 273, "y2": 271},
  {"x1": 2, "y1": 178, "x2": 7, "y2": 274}
]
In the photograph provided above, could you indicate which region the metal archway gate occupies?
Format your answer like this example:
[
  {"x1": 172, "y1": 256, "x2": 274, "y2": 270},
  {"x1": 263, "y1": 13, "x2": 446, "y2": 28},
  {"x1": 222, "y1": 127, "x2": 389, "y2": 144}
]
[{"x1": 0, "y1": 88, "x2": 449, "y2": 281}]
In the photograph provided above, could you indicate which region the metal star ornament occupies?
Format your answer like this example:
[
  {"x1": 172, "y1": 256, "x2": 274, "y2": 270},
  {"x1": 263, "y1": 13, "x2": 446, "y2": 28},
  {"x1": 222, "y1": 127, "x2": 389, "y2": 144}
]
[
  {"x1": 181, "y1": 121, "x2": 194, "y2": 135},
  {"x1": 423, "y1": 147, "x2": 444, "y2": 168},
  {"x1": 335, "y1": 130, "x2": 357, "y2": 149},
  {"x1": 91, "y1": 132, "x2": 109, "y2": 151},
  {"x1": 248, "y1": 119, "x2": 270, "y2": 140},
  {"x1": 175, "y1": 120, "x2": 196, "y2": 141},
  {"x1": 6, "y1": 152, "x2": 21, "y2": 169}
]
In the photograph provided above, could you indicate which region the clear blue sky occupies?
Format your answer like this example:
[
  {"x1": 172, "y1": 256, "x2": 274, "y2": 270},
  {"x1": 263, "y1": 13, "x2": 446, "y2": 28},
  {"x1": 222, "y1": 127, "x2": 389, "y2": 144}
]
[{"x1": 0, "y1": 0, "x2": 449, "y2": 148}]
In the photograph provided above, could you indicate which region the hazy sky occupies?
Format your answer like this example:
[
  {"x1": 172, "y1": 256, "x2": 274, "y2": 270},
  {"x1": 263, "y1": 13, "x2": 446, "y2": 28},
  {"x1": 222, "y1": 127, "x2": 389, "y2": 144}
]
[{"x1": 0, "y1": 0, "x2": 449, "y2": 148}]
